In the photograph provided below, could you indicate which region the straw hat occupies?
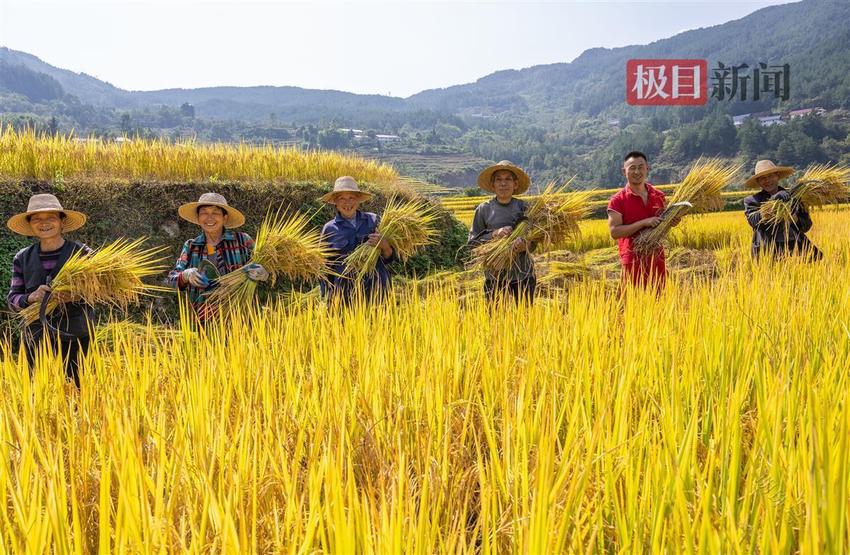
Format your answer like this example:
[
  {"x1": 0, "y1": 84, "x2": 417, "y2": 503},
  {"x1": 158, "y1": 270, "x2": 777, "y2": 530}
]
[
  {"x1": 6, "y1": 194, "x2": 87, "y2": 236},
  {"x1": 320, "y1": 176, "x2": 374, "y2": 204},
  {"x1": 744, "y1": 160, "x2": 795, "y2": 189},
  {"x1": 477, "y1": 160, "x2": 531, "y2": 195},
  {"x1": 178, "y1": 192, "x2": 246, "y2": 228}
]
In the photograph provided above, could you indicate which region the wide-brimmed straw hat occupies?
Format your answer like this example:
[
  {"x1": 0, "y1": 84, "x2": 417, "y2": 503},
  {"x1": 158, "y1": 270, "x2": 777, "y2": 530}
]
[
  {"x1": 6, "y1": 194, "x2": 87, "y2": 236},
  {"x1": 178, "y1": 192, "x2": 246, "y2": 228},
  {"x1": 744, "y1": 160, "x2": 795, "y2": 189},
  {"x1": 477, "y1": 160, "x2": 531, "y2": 195},
  {"x1": 320, "y1": 176, "x2": 374, "y2": 204}
]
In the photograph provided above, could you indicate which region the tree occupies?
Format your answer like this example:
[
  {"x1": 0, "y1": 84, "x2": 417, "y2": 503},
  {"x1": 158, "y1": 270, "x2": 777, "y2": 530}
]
[
  {"x1": 120, "y1": 114, "x2": 132, "y2": 135},
  {"x1": 737, "y1": 119, "x2": 767, "y2": 158},
  {"x1": 318, "y1": 128, "x2": 348, "y2": 149},
  {"x1": 180, "y1": 103, "x2": 196, "y2": 118}
]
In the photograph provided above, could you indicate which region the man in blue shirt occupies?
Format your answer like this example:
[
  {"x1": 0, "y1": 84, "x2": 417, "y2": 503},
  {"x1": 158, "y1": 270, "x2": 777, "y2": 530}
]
[{"x1": 320, "y1": 176, "x2": 396, "y2": 305}]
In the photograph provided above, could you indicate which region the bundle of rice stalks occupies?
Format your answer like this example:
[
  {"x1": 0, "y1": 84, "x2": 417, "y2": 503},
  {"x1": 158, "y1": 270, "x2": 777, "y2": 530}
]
[
  {"x1": 20, "y1": 238, "x2": 167, "y2": 325},
  {"x1": 760, "y1": 163, "x2": 850, "y2": 227},
  {"x1": 633, "y1": 158, "x2": 740, "y2": 256},
  {"x1": 344, "y1": 198, "x2": 439, "y2": 282},
  {"x1": 208, "y1": 210, "x2": 333, "y2": 306},
  {"x1": 471, "y1": 183, "x2": 594, "y2": 272}
]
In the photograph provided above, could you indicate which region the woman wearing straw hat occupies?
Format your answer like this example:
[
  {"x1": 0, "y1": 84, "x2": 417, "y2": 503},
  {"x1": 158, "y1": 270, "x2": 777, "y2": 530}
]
[
  {"x1": 167, "y1": 192, "x2": 269, "y2": 320},
  {"x1": 6, "y1": 193, "x2": 93, "y2": 387},
  {"x1": 467, "y1": 160, "x2": 536, "y2": 304},
  {"x1": 319, "y1": 176, "x2": 395, "y2": 305},
  {"x1": 742, "y1": 160, "x2": 821, "y2": 260}
]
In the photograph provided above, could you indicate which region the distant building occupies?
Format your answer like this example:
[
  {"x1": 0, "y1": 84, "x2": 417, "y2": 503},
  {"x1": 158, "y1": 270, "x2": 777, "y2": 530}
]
[
  {"x1": 375, "y1": 134, "x2": 400, "y2": 143},
  {"x1": 338, "y1": 128, "x2": 366, "y2": 140},
  {"x1": 758, "y1": 115, "x2": 785, "y2": 127},
  {"x1": 607, "y1": 118, "x2": 620, "y2": 127},
  {"x1": 788, "y1": 107, "x2": 826, "y2": 119},
  {"x1": 732, "y1": 114, "x2": 753, "y2": 127}
]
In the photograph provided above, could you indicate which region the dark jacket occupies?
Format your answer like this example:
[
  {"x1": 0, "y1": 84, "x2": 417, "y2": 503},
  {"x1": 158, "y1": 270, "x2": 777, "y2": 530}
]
[
  {"x1": 18, "y1": 241, "x2": 95, "y2": 340},
  {"x1": 320, "y1": 211, "x2": 396, "y2": 303},
  {"x1": 743, "y1": 187, "x2": 821, "y2": 260}
]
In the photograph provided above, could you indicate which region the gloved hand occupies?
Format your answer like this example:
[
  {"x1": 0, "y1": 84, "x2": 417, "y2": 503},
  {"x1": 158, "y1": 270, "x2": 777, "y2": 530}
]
[
  {"x1": 182, "y1": 268, "x2": 210, "y2": 288},
  {"x1": 243, "y1": 263, "x2": 270, "y2": 282},
  {"x1": 771, "y1": 190, "x2": 791, "y2": 202}
]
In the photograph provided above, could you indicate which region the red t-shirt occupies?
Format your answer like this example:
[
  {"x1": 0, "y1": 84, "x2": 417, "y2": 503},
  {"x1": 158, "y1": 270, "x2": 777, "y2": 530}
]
[{"x1": 607, "y1": 183, "x2": 666, "y2": 264}]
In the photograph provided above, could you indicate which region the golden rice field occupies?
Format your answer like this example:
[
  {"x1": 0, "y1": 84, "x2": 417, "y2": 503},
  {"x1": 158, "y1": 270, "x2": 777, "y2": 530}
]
[
  {"x1": 0, "y1": 127, "x2": 398, "y2": 185},
  {"x1": 2, "y1": 208, "x2": 849, "y2": 552}
]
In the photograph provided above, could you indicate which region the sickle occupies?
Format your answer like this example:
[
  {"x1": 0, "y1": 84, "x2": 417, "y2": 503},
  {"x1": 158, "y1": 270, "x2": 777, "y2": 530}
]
[{"x1": 38, "y1": 289, "x2": 77, "y2": 341}]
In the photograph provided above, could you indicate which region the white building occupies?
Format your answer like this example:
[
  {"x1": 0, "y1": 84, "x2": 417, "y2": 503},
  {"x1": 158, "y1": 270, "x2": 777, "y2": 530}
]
[{"x1": 758, "y1": 115, "x2": 785, "y2": 127}]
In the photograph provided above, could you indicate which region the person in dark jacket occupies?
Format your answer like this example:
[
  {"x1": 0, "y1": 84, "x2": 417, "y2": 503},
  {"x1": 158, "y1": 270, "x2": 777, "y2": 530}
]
[
  {"x1": 742, "y1": 160, "x2": 822, "y2": 260},
  {"x1": 467, "y1": 160, "x2": 536, "y2": 304},
  {"x1": 319, "y1": 176, "x2": 396, "y2": 306},
  {"x1": 6, "y1": 194, "x2": 93, "y2": 387}
]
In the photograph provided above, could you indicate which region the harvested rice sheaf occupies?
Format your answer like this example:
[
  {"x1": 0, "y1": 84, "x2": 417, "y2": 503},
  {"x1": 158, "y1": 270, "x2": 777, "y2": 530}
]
[
  {"x1": 343, "y1": 198, "x2": 439, "y2": 282},
  {"x1": 471, "y1": 183, "x2": 594, "y2": 272},
  {"x1": 633, "y1": 158, "x2": 740, "y2": 257},
  {"x1": 20, "y1": 238, "x2": 168, "y2": 325},
  {"x1": 207, "y1": 210, "x2": 333, "y2": 307},
  {"x1": 760, "y1": 163, "x2": 850, "y2": 228}
]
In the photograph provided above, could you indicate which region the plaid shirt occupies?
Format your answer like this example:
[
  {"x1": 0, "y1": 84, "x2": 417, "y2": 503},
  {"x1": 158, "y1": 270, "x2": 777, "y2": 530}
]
[{"x1": 167, "y1": 230, "x2": 254, "y2": 317}]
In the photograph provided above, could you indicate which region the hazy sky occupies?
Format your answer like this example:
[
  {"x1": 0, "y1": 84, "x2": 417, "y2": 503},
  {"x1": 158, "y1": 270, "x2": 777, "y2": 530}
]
[{"x1": 0, "y1": 0, "x2": 792, "y2": 98}]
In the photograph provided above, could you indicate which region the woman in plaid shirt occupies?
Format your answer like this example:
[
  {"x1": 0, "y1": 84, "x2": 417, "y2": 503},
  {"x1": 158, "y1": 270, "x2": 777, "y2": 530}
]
[{"x1": 167, "y1": 193, "x2": 268, "y2": 321}]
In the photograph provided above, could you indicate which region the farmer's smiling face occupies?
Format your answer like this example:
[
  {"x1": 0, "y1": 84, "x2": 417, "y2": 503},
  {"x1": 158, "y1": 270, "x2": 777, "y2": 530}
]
[
  {"x1": 28, "y1": 212, "x2": 64, "y2": 240},
  {"x1": 623, "y1": 157, "x2": 649, "y2": 186},
  {"x1": 756, "y1": 172, "x2": 780, "y2": 195},
  {"x1": 197, "y1": 205, "x2": 228, "y2": 235},
  {"x1": 334, "y1": 193, "x2": 361, "y2": 219}
]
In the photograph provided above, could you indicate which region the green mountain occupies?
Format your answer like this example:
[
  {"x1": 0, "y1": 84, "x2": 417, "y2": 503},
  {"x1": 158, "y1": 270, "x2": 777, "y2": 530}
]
[
  {"x1": 0, "y1": 47, "x2": 131, "y2": 107},
  {"x1": 2, "y1": 0, "x2": 850, "y2": 189},
  {"x1": 3, "y1": 0, "x2": 849, "y2": 123},
  {"x1": 408, "y1": 0, "x2": 850, "y2": 119}
]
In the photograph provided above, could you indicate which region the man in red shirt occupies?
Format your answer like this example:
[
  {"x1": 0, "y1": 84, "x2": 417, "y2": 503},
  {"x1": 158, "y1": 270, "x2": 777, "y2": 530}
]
[{"x1": 607, "y1": 151, "x2": 677, "y2": 290}]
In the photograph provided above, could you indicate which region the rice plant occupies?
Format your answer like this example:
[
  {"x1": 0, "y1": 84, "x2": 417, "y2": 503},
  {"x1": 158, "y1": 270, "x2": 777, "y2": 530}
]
[
  {"x1": 0, "y1": 126, "x2": 398, "y2": 185},
  {"x1": 1, "y1": 203, "x2": 849, "y2": 553}
]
